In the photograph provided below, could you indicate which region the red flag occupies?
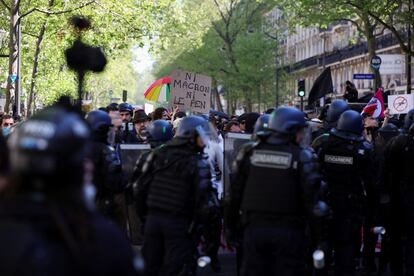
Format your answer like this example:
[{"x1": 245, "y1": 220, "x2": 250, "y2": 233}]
[{"x1": 362, "y1": 88, "x2": 385, "y2": 118}]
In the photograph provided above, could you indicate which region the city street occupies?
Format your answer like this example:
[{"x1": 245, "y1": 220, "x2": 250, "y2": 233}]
[{"x1": 1, "y1": 0, "x2": 414, "y2": 275}]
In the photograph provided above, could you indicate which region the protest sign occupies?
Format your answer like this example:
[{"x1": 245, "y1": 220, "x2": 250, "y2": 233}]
[
  {"x1": 170, "y1": 69, "x2": 212, "y2": 114},
  {"x1": 388, "y1": 94, "x2": 414, "y2": 114}
]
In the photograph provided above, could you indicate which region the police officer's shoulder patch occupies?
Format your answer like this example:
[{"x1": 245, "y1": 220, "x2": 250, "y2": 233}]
[
  {"x1": 250, "y1": 150, "x2": 292, "y2": 169},
  {"x1": 324, "y1": 154, "x2": 353, "y2": 165}
]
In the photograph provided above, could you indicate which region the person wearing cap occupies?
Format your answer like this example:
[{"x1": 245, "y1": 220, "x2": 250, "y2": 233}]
[
  {"x1": 226, "y1": 107, "x2": 328, "y2": 276},
  {"x1": 314, "y1": 110, "x2": 375, "y2": 276},
  {"x1": 119, "y1": 103, "x2": 133, "y2": 123},
  {"x1": 129, "y1": 110, "x2": 151, "y2": 144}
]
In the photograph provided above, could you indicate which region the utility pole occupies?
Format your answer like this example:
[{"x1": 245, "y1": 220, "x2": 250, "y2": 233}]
[{"x1": 275, "y1": 41, "x2": 279, "y2": 107}]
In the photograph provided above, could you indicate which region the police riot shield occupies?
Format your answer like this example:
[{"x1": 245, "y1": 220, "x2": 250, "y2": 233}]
[
  {"x1": 223, "y1": 132, "x2": 252, "y2": 198},
  {"x1": 119, "y1": 144, "x2": 151, "y2": 245},
  {"x1": 119, "y1": 144, "x2": 151, "y2": 180}
]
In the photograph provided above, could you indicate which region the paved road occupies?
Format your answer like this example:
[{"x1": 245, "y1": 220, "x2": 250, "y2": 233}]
[
  {"x1": 197, "y1": 253, "x2": 237, "y2": 276},
  {"x1": 196, "y1": 253, "x2": 392, "y2": 276}
]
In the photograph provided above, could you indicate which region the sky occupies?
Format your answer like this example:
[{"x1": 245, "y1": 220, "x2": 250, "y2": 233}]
[{"x1": 132, "y1": 45, "x2": 155, "y2": 74}]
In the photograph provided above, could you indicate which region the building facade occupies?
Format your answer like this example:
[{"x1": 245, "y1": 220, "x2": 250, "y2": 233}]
[{"x1": 266, "y1": 9, "x2": 414, "y2": 107}]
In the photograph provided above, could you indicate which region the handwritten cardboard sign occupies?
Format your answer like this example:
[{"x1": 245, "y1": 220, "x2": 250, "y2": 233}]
[{"x1": 170, "y1": 69, "x2": 212, "y2": 114}]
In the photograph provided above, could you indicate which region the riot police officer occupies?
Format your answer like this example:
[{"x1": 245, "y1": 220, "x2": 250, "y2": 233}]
[
  {"x1": 226, "y1": 107, "x2": 328, "y2": 276},
  {"x1": 313, "y1": 99, "x2": 349, "y2": 141},
  {"x1": 118, "y1": 102, "x2": 135, "y2": 144},
  {"x1": 314, "y1": 110, "x2": 375, "y2": 276},
  {"x1": 385, "y1": 108, "x2": 414, "y2": 275},
  {"x1": 0, "y1": 107, "x2": 137, "y2": 275},
  {"x1": 252, "y1": 113, "x2": 270, "y2": 141},
  {"x1": 85, "y1": 110, "x2": 125, "y2": 225},
  {"x1": 136, "y1": 116, "x2": 215, "y2": 275},
  {"x1": 132, "y1": 119, "x2": 174, "y2": 221}
]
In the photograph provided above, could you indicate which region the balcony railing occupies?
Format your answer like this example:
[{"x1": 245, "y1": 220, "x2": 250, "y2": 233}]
[
  {"x1": 288, "y1": 31, "x2": 407, "y2": 72},
  {"x1": 286, "y1": 56, "x2": 318, "y2": 73}
]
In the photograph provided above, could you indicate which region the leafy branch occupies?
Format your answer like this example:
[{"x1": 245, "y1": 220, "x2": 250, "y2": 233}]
[{"x1": 18, "y1": 0, "x2": 97, "y2": 21}]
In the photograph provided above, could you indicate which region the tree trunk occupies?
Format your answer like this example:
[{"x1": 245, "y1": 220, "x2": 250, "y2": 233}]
[
  {"x1": 27, "y1": 0, "x2": 55, "y2": 116},
  {"x1": 215, "y1": 88, "x2": 223, "y2": 112},
  {"x1": 6, "y1": 0, "x2": 19, "y2": 114},
  {"x1": 361, "y1": 14, "x2": 381, "y2": 90},
  {"x1": 27, "y1": 21, "x2": 47, "y2": 117}
]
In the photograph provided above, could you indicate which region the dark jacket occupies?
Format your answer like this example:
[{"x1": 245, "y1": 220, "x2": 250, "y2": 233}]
[
  {"x1": 136, "y1": 138, "x2": 213, "y2": 220},
  {"x1": 0, "y1": 197, "x2": 138, "y2": 276},
  {"x1": 90, "y1": 142, "x2": 124, "y2": 218},
  {"x1": 225, "y1": 135, "x2": 324, "y2": 232}
]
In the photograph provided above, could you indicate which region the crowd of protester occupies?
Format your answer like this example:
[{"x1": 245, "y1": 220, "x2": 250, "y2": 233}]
[{"x1": 0, "y1": 94, "x2": 413, "y2": 276}]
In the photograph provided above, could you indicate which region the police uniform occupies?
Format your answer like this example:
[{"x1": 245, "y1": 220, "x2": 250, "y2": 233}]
[
  {"x1": 312, "y1": 100, "x2": 349, "y2": 143},
  {"x1": 86, "y1": 110, "x2": 125, "y2": 225},
  {"x1": 314, "y1": 110, "x2": 375, "y2": 276},
  {"x1": 2, "y1": 107, "x2": 138, "y2": 276},
  {"x1": 90, "y1": 142, "x2": 124, "y2": 222},
  {"x1": 137, "y1": 116, "x2": 215, "y2": 276},
  {"x1": 226, "y1": 107, "x2": 327, "y2": 276}
]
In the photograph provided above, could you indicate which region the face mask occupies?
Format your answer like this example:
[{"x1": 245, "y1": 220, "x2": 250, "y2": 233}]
[{"x1": 2, "y1": 127, "x2": 10, "y2": 137}]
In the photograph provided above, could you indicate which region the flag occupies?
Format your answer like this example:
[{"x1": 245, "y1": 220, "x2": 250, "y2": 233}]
[
  {"x1": 361, "y1": 88, "x2": 385, "y2": 118},
  {"x1": 308, "y1": 67, "x2": 334, "y2": 106}
]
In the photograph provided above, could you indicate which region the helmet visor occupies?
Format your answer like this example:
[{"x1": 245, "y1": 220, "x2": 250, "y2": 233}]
[
  {"x1": 298, "y1": 125, "x2": 312, "y2": 147},
  {"x1": 195, "y1": 122, "x2": 218, "y2": 146}
]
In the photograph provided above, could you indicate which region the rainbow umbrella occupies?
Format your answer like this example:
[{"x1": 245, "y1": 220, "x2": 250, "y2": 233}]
[{"x1": 144, "y1": 76, "x2": 172, "y2": 102}]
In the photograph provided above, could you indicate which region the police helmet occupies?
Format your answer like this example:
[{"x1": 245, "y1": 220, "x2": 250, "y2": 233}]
[
  {"x1": 8, "y1": 108, "x2": 90, "y2": 185},
  {"x1": 253, "y1": 114, "x2": 270, "y2": 139},
  {"x1": 331, "y1": 110, "x2": 364, "y2": 141},
  {"x1": 378, "y1": 123, "x2": 399, "y2": 141},
  {"x1": 268, "y1": 107, "x2": 307, "y2": 134},
  {"x1": 107, "y1": 102, "x2": 119, "y2": 111},
  {"x1": 147, "y1": 120, "x2": 174, "y2": 143},
  {"x1": 403, "y1": 108, "x2": 414, "y2": 133},
  {"x1": 119, "y1": 102, "x2": 133, "y2": 114},
  {"x1": 85, "y1": 110, "x2": 112, "y2": 131},
  {"x1": 326, "y1": 100, "x2": 349, "y2": 123},
  {"x1": 175, "y1": 115, "x2": 212, "y2": 143}
]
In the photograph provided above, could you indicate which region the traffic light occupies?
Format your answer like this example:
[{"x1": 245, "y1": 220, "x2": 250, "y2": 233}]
[
  {"x1": 122, "y1": 90, "x2": 128, "y2": 102},
  {"x1": 297, "y1": 79, "x2": 305, "y2": 97}
]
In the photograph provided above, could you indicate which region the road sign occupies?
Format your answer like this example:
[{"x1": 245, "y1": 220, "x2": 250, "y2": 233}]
[
  {"x1": 388, "y1": 94, "x2": 414, "y2": 114},
  {"x1": 353, "y1": 74, "x2": 375, "y2": 80},
  {"x1": 371, "y1": 55, "x2": 382, "y2": 70},
  {"x1": 110, "y1": 97, "x2": 121, "y2": 102},
  {"x1": 10, "y1": 75, "x2": 17, "y2": 83}
]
